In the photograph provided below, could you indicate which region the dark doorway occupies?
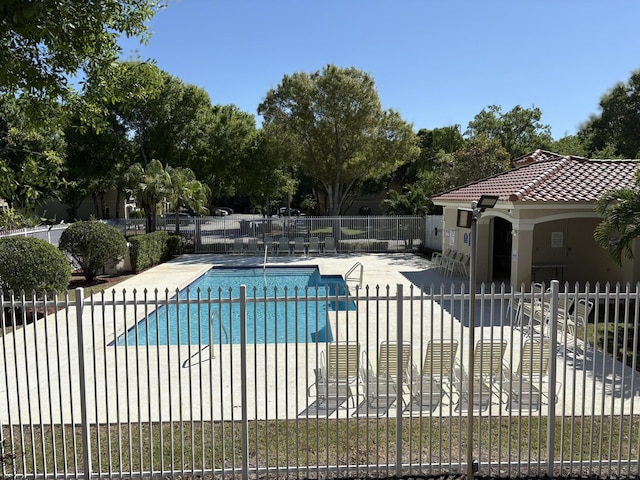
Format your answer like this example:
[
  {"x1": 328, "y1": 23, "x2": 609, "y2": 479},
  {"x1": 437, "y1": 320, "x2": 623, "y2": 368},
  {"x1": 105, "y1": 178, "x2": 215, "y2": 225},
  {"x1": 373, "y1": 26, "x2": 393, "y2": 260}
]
[{"x1": 492, "y1": 217, "x2": 512, "y2": 282}]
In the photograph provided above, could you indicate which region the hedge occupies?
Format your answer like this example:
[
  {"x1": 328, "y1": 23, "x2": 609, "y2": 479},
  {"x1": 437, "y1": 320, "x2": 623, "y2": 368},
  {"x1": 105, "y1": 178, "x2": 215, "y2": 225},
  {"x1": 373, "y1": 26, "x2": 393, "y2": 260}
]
[{"x1": 128, "y1": 232, "x2": 184, "y2": 273}]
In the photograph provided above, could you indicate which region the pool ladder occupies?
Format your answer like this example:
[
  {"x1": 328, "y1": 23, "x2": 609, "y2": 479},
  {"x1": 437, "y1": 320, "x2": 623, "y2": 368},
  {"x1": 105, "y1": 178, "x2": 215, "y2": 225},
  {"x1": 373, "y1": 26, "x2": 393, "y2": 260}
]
[
  {"x1": 182, "y1": 311, "x2": 229, "y2": 368},
  {"x1": 345, "y1": 262, "x2": 363, "y2": 287}
]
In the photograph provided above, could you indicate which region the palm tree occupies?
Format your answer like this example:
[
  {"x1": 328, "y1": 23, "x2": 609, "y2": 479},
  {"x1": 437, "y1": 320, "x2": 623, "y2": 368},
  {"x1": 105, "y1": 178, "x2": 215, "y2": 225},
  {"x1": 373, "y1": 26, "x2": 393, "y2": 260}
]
[
  {"x1": 166, "y1": 166, "x2": 210, "y2": 234},
  {"x1": 594, "y1": 172, "x2": 640, "y2": 266},
  {"x1": 128, "y1": 159, "x2": 171, "y2": 233}
]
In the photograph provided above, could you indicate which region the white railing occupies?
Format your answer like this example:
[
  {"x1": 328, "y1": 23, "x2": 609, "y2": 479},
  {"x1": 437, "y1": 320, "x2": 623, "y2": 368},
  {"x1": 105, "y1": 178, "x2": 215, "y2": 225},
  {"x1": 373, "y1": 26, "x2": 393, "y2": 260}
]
[
  {"x1": 0, "y1": 223, "x2": 68, "y2": 247},
  {"x1": 1, "y1": 281, "x2": 639, "y2": 479},
  {"x1": 345, "y1": 262, "x2": 364, "y2": 287},
  {"x1": 188, "y1": 215, "x2": 435, "y2": 254}
]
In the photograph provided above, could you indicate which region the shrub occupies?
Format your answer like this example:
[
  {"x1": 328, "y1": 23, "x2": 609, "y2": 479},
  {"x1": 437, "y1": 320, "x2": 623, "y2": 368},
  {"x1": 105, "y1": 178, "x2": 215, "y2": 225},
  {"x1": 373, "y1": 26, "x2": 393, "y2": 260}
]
[
  {"x1": 128, "y1": 231, "x2": 170, "y2": 273},
  {"x1": 0, "y1": 236, "x2": 71, "y2": 295},
  {"x1": 167, "y1": 234, "x2": 184, "y2": 256},
  {"x1": 59, "y1": 220, "x2": 128, "y2": 282}
]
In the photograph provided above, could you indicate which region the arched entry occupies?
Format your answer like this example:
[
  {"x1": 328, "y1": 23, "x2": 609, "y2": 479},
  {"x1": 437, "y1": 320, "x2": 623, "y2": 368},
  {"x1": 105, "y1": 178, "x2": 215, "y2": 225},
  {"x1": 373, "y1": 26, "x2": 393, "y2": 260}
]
[{"x1": 492, "y1": 217, "x2": 512, "y2": 283}]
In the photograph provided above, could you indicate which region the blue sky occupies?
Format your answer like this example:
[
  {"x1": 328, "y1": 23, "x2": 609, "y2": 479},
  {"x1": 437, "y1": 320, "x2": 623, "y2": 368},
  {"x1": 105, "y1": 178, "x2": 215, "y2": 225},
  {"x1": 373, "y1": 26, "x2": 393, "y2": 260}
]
[{"x1": 118, "y1": 0, "x2": 640, "y2": 140}]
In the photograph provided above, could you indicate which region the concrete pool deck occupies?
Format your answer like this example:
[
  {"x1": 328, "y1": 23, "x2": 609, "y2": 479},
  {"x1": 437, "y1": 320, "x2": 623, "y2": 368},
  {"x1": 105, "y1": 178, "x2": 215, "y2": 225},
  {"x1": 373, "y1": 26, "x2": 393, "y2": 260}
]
[{"x1": 2, "y1": 252, "x2": 639, "y2": 424}]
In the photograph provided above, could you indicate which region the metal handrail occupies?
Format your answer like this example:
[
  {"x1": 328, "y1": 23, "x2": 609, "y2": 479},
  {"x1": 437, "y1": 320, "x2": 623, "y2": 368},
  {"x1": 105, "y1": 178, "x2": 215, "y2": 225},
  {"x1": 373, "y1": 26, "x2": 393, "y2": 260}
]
[{"x1": 345, "y1": 262, "x2": 363, "y2": 287}]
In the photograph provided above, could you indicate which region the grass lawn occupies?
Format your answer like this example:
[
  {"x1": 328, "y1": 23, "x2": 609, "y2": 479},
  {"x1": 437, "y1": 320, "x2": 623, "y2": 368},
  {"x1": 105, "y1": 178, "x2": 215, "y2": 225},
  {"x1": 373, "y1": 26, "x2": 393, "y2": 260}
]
[{"x1": 3, "y1": 416, "x2": 637, "y2": 473}]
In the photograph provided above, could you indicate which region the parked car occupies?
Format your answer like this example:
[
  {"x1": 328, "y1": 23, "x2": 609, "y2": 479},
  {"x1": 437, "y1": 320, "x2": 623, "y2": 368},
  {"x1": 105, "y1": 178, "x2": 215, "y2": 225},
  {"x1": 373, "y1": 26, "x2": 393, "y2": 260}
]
[
  {"x1": 212, "y1": 208, "x2": 228, "y2": 216},
  {"x1": 165, "y1": 212, "x2": 192, "y2": 226},
  {"x1": 278, "y1": 207, "x2": 300, "y2": 217},
  {"x1": 218, "y1": 207, "x2": 234, "y2": 215}
]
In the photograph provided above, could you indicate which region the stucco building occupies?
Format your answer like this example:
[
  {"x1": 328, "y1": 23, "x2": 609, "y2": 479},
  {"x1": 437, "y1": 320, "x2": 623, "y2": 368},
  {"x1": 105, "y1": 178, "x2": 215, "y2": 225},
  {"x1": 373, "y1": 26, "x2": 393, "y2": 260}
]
[{"x1": 431, "y1": 150, "x2": 640, "y2": 288}]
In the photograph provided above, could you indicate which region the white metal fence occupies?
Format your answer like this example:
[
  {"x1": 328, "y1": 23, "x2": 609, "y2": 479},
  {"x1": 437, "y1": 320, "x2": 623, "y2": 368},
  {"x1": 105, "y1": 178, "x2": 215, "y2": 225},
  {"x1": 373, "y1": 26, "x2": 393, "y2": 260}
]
[
  {"x1": 152, "y1": 215, "x2": 439, "y2": 254},
  {"x1": 0, "y1": 224, "x2": 68, "y2": 248},
  {"x1": 1, "y1": 280, "x2": 639, "y2": 480},
  {"x1": 4, "y1": 215, "x2": 443, "y2": 256}
]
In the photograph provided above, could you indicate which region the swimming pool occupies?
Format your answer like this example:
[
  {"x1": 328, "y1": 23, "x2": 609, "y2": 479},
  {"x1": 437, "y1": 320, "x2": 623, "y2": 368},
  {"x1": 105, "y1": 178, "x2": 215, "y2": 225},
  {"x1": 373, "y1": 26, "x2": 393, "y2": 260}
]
[{"x1": 116, "y1": 266, "x2": 355, "y2": 346}]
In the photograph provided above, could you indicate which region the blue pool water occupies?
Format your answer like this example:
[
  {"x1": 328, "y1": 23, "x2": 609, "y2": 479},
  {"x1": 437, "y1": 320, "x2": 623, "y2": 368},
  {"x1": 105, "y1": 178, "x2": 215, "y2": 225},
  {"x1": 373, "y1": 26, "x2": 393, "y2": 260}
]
[{"x1": 116, "y1": 266, "x2": 355, "y2": 346}]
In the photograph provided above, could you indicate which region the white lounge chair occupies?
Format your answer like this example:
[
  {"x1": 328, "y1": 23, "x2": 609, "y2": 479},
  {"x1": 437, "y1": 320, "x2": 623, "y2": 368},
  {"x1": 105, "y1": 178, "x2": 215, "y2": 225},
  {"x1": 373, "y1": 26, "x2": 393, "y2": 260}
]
[
  {"x1": 309, "y1": 343, "x2": 361, "y2": 408},
  {"x1": 293, "y1": 236, "x2": 306, "y2": 255},
  {"x1": 409, "y1": 339, "x2": 459, "y2": 410},
  {"x1": 557, "y1": 298, "x2": 593, "y2": 344},
  {"x1": 232, "y1": 237, "x2": 244, "y2": 254},
  {"x1": 457, "y1": 339, "x2": 507, "y2": 411},
  {"x1": 308, "y1": 236, "x2": 321, "y2": 255},
  {"x1": 324, "y1": 236, "x2": 337, "y2": 254},
  {"x1": 357, "y1": 341, "x2": 412, "y2": 416},
  {"x1": 247, "y1": 237, "x2": 259, "y2": 255},
  {"x1": 505, "y1": 338, "x2": 551, "y2": 410},
  {"x1": 277, "y1": 237, "x2": 290, "y2": 255}
]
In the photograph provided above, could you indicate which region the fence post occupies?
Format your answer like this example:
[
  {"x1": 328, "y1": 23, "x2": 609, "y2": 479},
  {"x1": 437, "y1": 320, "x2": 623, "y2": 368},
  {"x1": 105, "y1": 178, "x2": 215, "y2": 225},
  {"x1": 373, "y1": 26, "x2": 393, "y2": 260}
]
[
  {"x1": 74, "y1": 288, "x2": 92, "y2": 480},
  {"x1": 240, "y1": 285, "x2": 249, "y2": 480},
  {"x1": 547, "y1": 280, "x2": 559, "y2": 478},
  {"x1": 396, "y1": 284, "x2": 403, "y2": 478}
]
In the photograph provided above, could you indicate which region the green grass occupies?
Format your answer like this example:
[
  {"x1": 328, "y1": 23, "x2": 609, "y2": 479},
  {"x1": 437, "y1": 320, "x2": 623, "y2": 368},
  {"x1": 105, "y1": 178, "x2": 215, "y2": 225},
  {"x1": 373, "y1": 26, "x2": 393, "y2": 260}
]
[{"x1": 2, "y1": 416, "x2": 638, "y2": 474}]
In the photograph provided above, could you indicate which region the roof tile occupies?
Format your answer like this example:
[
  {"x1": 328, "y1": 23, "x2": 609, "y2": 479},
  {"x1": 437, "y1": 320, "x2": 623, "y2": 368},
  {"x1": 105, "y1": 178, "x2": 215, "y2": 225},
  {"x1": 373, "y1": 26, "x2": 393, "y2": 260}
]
[{"x1": 432, "y1": 150, "x2": 639, "y2": 204}]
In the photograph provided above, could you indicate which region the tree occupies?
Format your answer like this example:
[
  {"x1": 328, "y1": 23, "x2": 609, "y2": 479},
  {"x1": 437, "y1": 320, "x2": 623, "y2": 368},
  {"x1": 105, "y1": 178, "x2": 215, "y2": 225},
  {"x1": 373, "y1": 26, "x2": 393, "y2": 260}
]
[
  {"x1": 580, "y1": 70, "x2": 640, "y2": 159},
  {"x1": 239, "y1": 129, "x2": 298, "y2": 215},
  {"x1": 259, "y1": 65, "x2": 419, "y2": 215},
  {"x1": 0, "y1": 94, "x2": 65, "y2": 211},
  {"x1": 466, "y1": 105, "x2": 553, "y2": 158},
  {"x1": 380, "y1": 185, "x2": 430, "y2": 215},
  {"x1": 0, "y1": 1, "x2": 161, "y2": 107},
  {"x1": 551, "y1": 134, "x2": 590, "y2": 158},
  {"x1": 451, "y1": 135, "x2": 511, "y2": 185},
  {"x1": 393, "y1": 125, "x2": 464, "y2": 187},
  {"x1": 165, "y1": 166, "x2": 210, "y2": 234},
  {"x1": 59, "y1": 220, "x2": 128, "y2": 282},
  {"x1": 194, "y1": 104, "x2": 257, "y2": 202},
  {"x1": 400, "y1": 135, "x2": 510, "y2": 215},
  {"x1": 594, "y1": 172, "x2": 640, "y2": 266},
  {"x1": 63, "y1": 108, "x2": 133, "y2": 219},
  {"x1": 128, "y1": 159, "x2": 170, "y2": 233}
]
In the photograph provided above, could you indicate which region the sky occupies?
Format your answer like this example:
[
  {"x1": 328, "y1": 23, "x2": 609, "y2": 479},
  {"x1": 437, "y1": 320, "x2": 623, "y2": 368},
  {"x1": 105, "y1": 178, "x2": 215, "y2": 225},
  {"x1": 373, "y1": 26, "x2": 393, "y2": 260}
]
[{"x1": 117, "y1": 0, "x2": 640, "y2": 140}]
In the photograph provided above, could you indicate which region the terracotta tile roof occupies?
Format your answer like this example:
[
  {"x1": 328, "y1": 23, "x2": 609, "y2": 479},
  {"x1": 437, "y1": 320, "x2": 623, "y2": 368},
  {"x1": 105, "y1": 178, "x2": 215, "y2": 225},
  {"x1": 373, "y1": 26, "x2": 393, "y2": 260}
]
[{"x1": 432, "y1": 150, "x2": 639, "y2": 204}]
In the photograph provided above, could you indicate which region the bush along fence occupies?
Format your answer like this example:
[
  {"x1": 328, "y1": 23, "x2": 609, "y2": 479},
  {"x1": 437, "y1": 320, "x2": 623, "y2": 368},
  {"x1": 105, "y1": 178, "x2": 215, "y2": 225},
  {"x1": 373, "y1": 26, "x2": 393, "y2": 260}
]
[{"x1": 1, "y1": 280, "x2": 639, "y2": 479}]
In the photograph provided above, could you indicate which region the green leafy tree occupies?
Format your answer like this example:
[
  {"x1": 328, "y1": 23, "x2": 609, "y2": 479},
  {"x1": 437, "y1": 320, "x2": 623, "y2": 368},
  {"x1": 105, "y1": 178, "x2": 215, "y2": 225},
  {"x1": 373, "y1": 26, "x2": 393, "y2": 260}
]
[
  {"x1": 240, "y1": 128, "x2": 298, "y2": 215},
  {"x1": 466, "y1": 104, "x2": 553, "y2": 158},
  {"x1": 0, "y1": 94, "x2": 65, "y2": 211},
  {"x1": 580, "y1": 70, "x2": 640, "y2": 159},
  {"x1": 551, "y1": 134, "x2": 590, "y2": 157},
  {"x1": 594, "y1": 172, "x2": 640, "y2": 266},
  {"x1": 0, "y1": 236, "x2": 71, "y2": 296},
  {"x1": 452, "y1": 135, "x2": 511, "y2": 184},
  {"x1": 0, "y1": 1, "x2": 161, "y2": 109},
  {"x1": 392, "y1": 125, "x2": 464, "y2": 187},
  {"x1": 63, "y1": 109, "x2": 133, "y2": 219},
  {"x1": 259, "y1": 65, "x2": 419, "y2": 215},
  {"x1": 194, "y1": 104, "x2": 257, "y2": 202},
  {"x1": 59, "y1": 220, "x2": 128, "y2": 282},
  {"x1": 402, "y1": 135, "x2": 509, "y2": 214},
  {"x1": 165, "y1": 166, "x2": 210, "y2": 234}
]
